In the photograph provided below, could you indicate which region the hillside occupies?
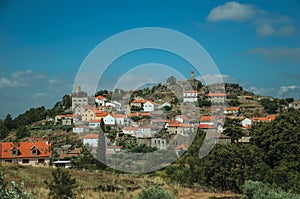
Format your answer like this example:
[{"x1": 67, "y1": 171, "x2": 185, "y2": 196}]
[{"x1": 0, "y1": 163, "x2": 240, "y2": 199}]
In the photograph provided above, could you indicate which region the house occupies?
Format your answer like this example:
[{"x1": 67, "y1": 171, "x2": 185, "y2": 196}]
[
  {"x1": 106, "y1": 145, "x2": 123, "y2": 156},
  {"x1": 122, "y1": 127, "x2": 138, "y2": 136},
  {"x1": 238, "y1": 136, "x2": 251, "y2": 143},
  {"x1": 241, "y1": 118, "x2": 252, "y2": 129},
  {"x1": 137, "y1": 125, "x2": 156, "y2": 137},
  {"x1": 89, "y1": 120, "x2": 101, "y2": 129},
  {"x1": 289, "y1": 100, "x2": 300, "y2": 109},
  {"x1": 98, "y1": 105, "x2": 112, "y2": 112},
  {"x1": 95, "y1": 95, "x2": 106, "y2": 106},
  {"x1": 200, "y1": 115, "x2": 216, "y2": 126},
  {"x1": 130, "y1": 99, "x2": 147, "y2": 107},
  {"x1": 112, "y1": 113, "x2": 126, "y2": 125},
  {"x1": 205, "y1": 132, "x2": 231, "y2": 144},
  {"x1": 252, "y1": 114, "x2": 277, "y2": 124},
  {"x1": 224, "y1": 107, "x2": 239, "y2": 115},
  {"x1": 73, "y1": 125, "x2": 88, "y2": 133},
  {"x1": 73, "y1": 104, "x2": 93, "y2": 116},
  {"x1": 103, "y1": 114, "x2": 115, "y2": 125},
  {"x1": 175, "y1": 115, "x2": 189, "y2": 123},
  {"x1": 198, "y1": 124, "x2": 217, "y2": 132},
  {"x1": 82, "y1": 108, "x2": 99, "y2": 121},
  {"x1": 55, "y1": 114, "x2": 76, "y2": 125},
  {"x1": 151, "y1": 138, "x2": 167, "y2": 150},
  {"x1": 0, "y1": 141, "x2": 51, "y2": 165},
  {"x1": 143, "y1": 101, "x2": 155, "y2": 112},
  {"x1": 167, "y1": 123, "x2": 191, "y2": 135},
  {"x1": 183, "y1": 90, "x2": 198, "y2": 102},
  {"x1": 207, "y1": 93, "x2": 226, "y2": 104},
  {"x1": 82, "y1": 134, "x2": 99, "y2": 148}
]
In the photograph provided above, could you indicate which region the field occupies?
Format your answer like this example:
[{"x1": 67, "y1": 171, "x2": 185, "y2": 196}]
[{"x1": 0, "y1": 163, "x2": 240, "y2": 199}]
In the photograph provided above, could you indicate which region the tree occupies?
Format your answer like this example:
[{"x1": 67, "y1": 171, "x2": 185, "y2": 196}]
[
  {"x1": 228, "y1": 99, "x2": 240, "y2": 107},
  {"x1": 223, "y1": 117, "x2": 244, "y2": 142},
  {"x1": 135, "y1": 186, "x2": 174, "y2": 199},
  {"x1": 260, "y1": 99, "x2": 278, "y2": 114},
  {"x1": 62, "y1": 95, "x2": 72, "y2": 109},
  {"x1": 251, "y1": 109, "x2": 300, "y2": 193},
  {"x1": 44, "y1": 168, "x2": 77, "y2": 199},
  {"x1": 4, "y1": 114, "x2": 14, "y2": 131}
]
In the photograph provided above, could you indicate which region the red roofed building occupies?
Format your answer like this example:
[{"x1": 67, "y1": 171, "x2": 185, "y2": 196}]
[
  {"x1": 183, "y1": 90, "x2": 198, "y2": 102},
  {"x1": 167, "y1": 123, "x2": 192, "y2": 135},
  {"x1": 0, "y1": 141, "x2": 51, "y2": 165},
  {"x1": 200, "y1": 115, "x2": 216, "y2": 125},
  {"x1": 207, "y1": 93, "x2": 226, "y2": 104}
]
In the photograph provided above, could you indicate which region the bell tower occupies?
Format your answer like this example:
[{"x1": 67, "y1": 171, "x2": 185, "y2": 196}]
[{"x1": 190, "y1": 70, "x2": 194, "y2": 81}]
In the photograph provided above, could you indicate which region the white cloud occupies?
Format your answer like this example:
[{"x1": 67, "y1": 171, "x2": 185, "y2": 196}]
[
  {"x1": 254, "y1": 20, "x2": 275, "y2": 37},
  {"x1": 247, "y1": 47, "x2": 300, "y2": 63},
  {"x1": 0, "y1": 70, "x2": 33, "y2": 88},
  {"x1": 206, "y1": 1, "x2": 295, "y2": 38},
  {"x1": 196, "y1": 74, "x2": 240, "y2": 85},
  {"x1": 206, "y1": 1, "x2": 255, "y2": 22}
]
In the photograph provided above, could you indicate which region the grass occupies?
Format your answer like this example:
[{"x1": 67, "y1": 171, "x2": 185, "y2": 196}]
[{"x1": 0, "y1": 163, "x2": 240, "y2": 199}]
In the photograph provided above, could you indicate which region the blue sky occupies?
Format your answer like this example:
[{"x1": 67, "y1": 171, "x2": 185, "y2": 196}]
[{"x1": 0, "y1": 0, "x2": 300, "y2": 118}]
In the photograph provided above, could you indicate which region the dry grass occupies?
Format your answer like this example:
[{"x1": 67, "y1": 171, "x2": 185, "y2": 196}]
[{"x1": 0, "y1": 163, "x2": 240, "y2": 199}]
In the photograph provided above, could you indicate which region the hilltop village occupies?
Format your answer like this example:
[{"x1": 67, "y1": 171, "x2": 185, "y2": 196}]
[{"x1": 0, "y1": 71, "x2": 299, "y2": 168}]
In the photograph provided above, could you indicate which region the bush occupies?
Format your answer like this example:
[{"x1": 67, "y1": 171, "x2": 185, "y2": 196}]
[
  {"x1": 135, "y1": 186, "x2": 174, "y2": 199},
  {"x1": 241, "y1": 180, "x2": 299, "y2": 199},
  {"x1": 0, "y1": 173, "x2": 32, "y2": 199}
]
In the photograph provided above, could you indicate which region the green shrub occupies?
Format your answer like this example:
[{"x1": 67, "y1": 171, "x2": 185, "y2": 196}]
[{"x1": 135, "y1": 186, "x2": 174, "y2": 199}]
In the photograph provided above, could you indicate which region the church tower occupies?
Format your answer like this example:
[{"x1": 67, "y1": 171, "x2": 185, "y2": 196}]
[{"x1": 190, "y1": 70, "x2": 194, "y2": 81}]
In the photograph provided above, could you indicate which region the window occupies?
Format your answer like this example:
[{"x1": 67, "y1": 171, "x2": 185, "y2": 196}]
[
  {"x1": 38, "y1": 159, "x2": 45, "y2": 163},
  {"x1": 5, "y1": 160, "x2": 12, "y2": 163},
  {"x1": 22, "y1": 159, "x2": 29, "y2": 164}
]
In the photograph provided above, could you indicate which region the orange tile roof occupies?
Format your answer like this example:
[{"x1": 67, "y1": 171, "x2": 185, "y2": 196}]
[
  {"x1": 95, "y1": 95, "x2": 106, "y2": 99},
  {"x1": 168, "y1": 123, "x2": 190, "y2": 128},
  {"x1": 184, "y1": 90, "x2": 198, "y2": 93},
  {"x1": 244, "y1": 95, "x2": 253, "y2": 99},
  {"x1": 200, "y1": 116, "x2": 216, "y2": 122},
  {"x1": 0, "y1": 141, "x2": 50, "y2": 159},
  {"x1": 131, "y1": 99, "x2": 148, "y2": 104},
  {"x1": 226, "y1": 107, "x2": 239, "y2": 111},
  {"x1": 111, "y1": 113, "x2": 126, "y2": 118},
  {"x1": 207, "y1": 93, "x2": 226, "y2": 97},
  {"x1": 198, "y1": 124, "x2": 216, "y2": 129},
  {"x1": 175, "y1": 144, "x2": 188, "y2": 150},
  {"x1": 96, "y1": 112, "x2": 108, "y2": 117},
  {"x1": 89, "y1": 120, "x2": 101, "y2": 123},
  {"x1": 128, "y1": 112, "x2": 151, "y2": 117},
  {"x1": 82, "y1": 134, "x2": 99, "y2": 139}
]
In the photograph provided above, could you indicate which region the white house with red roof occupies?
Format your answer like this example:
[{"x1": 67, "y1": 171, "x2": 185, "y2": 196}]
[
  {"x1": 95, "y1": 95, "x2": 106, "y2": 106},
  {"x1": 122, "y1": 126, "x2": 138, "y2": 136},
  {"x1": 207, "y1": 93, "x2": 226, "y2": 104},
  {"x1": 183, "y1": 90, "x2": 198, "y2": 102},
  {"x1": 167, "y1": 123, "x2": 192, "y2": 135},
  {"x1": 143, "y1": 100, "x2": 156, "y2": 112},
  {"x1": 89, "y1": 120, "x2": 101, "y2": 128},
  {"x1": 82, "y1": 134, "x2": 99, "y2": 148}
]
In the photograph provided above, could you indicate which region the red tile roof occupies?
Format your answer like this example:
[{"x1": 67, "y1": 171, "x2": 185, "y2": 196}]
[
  {"x1": 0, "y1": 141, "x2": 50, "y2": 159},
  {"x1": 82, "y1": 134, "x2": 99, "y2": 139},
  {"x1": 168, "y1": 123, "x2": 190, "y2": 128},
  {"x1": 200, "y1": 116, "x2": 216, "y2": 122},
  {"x1": 198, "y1": 124, "x2": 216, "y2": 129},
  {"x1": 111, "y1": 113, "x2": 126, "y2": 118},
  {"x1": 184, "y1": 90, "x2": 198, "y2": 93},
  {"x1": 226, "y1": 107, "x2": 239, "y2": 111},
  {"x1": 175, "y1": 144, "x2": 188, "y2": 150},
  {"x1": 95, "y1": 95, "x2": 106, "y2": 99},
  {"x1": 207, "y1": 93, "x2": 226, "y2": 97}
]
